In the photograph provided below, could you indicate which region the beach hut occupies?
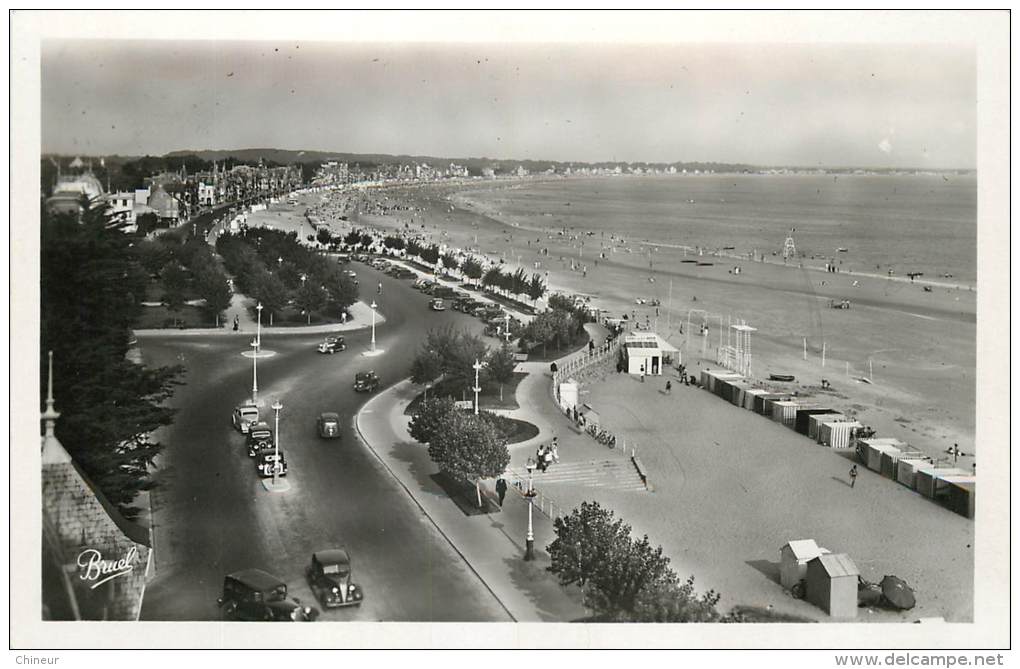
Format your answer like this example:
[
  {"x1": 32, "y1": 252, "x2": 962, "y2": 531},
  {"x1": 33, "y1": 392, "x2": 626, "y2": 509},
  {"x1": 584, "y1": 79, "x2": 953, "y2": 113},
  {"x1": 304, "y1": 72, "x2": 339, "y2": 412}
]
[
  {"x1": 858, "y1": 438, "x2": 906, "y2": 474},
  {"x1": 761, "y1": 394, "x2": 794, "y2": 417},
  {"x1": 808, "y1": 413, "x2": 845, "y2": 441},
  {"x1": 794, "y1": 407, "x2": 836, "y2": 436},
  {"x1": 818, "y1": 420, "x2": 862, "y2": 449},
  {"x1": 729, "y1": 381, "x2": 752, "y2": 407},
  {"x1": 805, "y1": 553, "x2": 859, "y2": 619},
  {"x1": 896, "y1": 458, "x2": 931, "y2": 489},
  {"x1": 716, "y1": 376, "x2": 744, "y2": 403},
  {"x1": 940, "y1": 477, "x2": 976, "y2": 519},
  {"x1": 779, "y1": 539, "x2": 830, "y2": 590},
  {"x1": 622, "y1": 332, "x2": 679, "y2": 376},
  {"x1": 916, "y1": 467, "x2": 969, "y2": 499},
  {"x1": 744, "y1": 388, "x2": 769, "y2": 412},
  {"x1": 771, "y1": 400, "x2": 800, "y2": 427},
  {"x1": 558, "y1": 380, "x2": 579, "y2": 412}
]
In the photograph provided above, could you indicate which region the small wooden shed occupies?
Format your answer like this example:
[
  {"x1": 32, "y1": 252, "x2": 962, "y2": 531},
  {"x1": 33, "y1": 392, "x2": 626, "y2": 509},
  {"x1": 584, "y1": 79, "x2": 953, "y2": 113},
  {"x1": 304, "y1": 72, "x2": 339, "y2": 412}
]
[
  {"x1": 806, "y1": 553, "x2": 859, "y2": 619},
  {"x1": 779, "y1": 539, "x2": 829, "y2": 590}
]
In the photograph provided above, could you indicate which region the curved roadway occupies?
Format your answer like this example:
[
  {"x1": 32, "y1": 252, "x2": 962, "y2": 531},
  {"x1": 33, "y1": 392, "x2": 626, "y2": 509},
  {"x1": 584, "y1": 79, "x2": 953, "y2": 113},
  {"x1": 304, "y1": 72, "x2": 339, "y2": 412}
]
[{"x1": 139, "y1": 263, "x2": 511, "y2": 621}]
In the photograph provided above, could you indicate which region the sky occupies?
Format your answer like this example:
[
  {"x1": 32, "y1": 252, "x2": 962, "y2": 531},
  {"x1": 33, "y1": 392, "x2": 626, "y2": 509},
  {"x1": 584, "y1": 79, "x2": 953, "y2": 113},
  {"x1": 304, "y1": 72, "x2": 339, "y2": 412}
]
[{"x1": 41, "y1": 40, "x2": 976, "y2": 169}]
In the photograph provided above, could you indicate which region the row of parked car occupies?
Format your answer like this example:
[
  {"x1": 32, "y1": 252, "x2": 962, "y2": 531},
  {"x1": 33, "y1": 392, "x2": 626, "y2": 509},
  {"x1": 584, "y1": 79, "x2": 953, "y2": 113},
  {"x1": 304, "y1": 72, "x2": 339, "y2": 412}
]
[
  {"x1": 406, "y1": 274, "x2": 524, "y2": 338},
  {"x1": 217, "y1": 548, "x2": 364, "y2": 621}
]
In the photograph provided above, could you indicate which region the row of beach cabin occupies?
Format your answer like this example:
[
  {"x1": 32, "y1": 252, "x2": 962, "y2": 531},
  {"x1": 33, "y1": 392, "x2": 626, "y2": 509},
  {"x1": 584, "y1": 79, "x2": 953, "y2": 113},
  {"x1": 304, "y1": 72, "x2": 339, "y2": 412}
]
[{"x1": 699, "y1": 369, "x2": 975, "y2": 519}]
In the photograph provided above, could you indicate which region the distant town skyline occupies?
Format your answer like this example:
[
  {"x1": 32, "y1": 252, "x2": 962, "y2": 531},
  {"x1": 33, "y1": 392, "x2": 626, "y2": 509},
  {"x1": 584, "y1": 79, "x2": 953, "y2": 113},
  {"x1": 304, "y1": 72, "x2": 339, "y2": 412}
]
[{"x1": 42, "y1": 41, "x2": 976, "y2": 170}]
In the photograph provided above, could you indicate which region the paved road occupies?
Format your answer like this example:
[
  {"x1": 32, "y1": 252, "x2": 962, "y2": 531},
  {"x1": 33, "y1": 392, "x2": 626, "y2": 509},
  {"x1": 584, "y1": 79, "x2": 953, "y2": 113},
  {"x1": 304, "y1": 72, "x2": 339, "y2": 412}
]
[{"x1": 139, "y1": 262, "x2": 512, "y2": 621}]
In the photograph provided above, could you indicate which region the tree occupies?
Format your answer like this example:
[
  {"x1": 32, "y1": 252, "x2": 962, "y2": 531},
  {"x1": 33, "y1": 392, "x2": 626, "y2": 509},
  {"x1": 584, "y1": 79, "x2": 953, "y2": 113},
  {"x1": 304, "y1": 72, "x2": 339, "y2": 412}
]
[
  {"x1": 250, "y1": 269, "x2": 288, "y2": 321},
  {"x1": 488, "y1": 341, "x2": 516, "y2": 379},
  {"x1": 428, "y1": 410, "x2": 510, "y2": 508},
  {"x1": 410, "y1": 345, "x2": 443, "y2": 386},
  {"x1": 461, "y1": 257, "x2": 483, "y2": 286},
  {"x1": 359, "y1": 232, "x2": 374, "y2": 251},
  {"x1": 527, "y1": 273, "x2": 546, "y2": 305},
  {"x1": 344, "y1": 229, "x2": 363, "y2": 247},
  {"x1": 41, "y1": 203, "x2": 183, "y2": 519},
  {"x1": 193, "y1": 264, "x2": 233, "y2": 325},
  {"x1": 135, "y1": 212, "x2": 160, "y2": 237},
  {"x1": 135, "y1": 239, "x2": 171, "y2": 277},
  {"x1": 547, "y1": 501, "x2": 718, "y2": 621},
  {"x1": 526, "y1": 310, "x2": 557, "y2": 356},
  {"x1": 482, "y1": 266, "x2": 504, "y2": 293},
  {"x1": 408, "y1": 396, "x2": 456, "y2": 444},
  {"x1": 440, "y1": 253, "x2": 459, "y2": 274},
  {"x1": 294, "y1": 279, "x2": 327, "y2": 323},
  {"x1": 161, "y1": 262, "x2": 190, "y2": 323},
  {"x1": 316, "y1": 227, "x2": 332, "y2": 246}
]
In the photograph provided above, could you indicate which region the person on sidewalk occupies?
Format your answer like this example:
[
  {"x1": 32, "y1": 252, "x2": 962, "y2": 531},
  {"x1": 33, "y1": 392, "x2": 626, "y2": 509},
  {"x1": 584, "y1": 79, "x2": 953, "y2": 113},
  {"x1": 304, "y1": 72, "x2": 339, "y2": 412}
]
[
  {"x1": 551, "y1": 437, "x2": 559, "y2": 464},
  {"x1": 666, "y1": 380, "x2": 672, "y2": 394},
  {"x1": 849, "y1": 464, "x2": 858, "y2": 489},
  {"x1": 536, "y1": 445, "x2": 548, "y2": 472},
  {"x1": 495, "y1": 478, "x2": 508, "y2": 507},
  {"x1": 233, "y1": 315, "x2": 239, "y2": 331},
  {"x1": 640, "y1": 364, "x2": 645, "y2": 383},
  {"x1": 543, "y1": 447, "x2": 554, "y2": 471}
]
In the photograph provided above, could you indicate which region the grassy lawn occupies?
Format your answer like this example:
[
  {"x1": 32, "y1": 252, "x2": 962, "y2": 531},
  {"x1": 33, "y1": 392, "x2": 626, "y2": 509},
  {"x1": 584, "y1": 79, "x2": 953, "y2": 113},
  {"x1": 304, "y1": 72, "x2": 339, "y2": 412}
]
[
  {"x1": 256, "y1": 305, "x2": 351, "y2": 327},
  {"x1": 134, "y1": 304, "x2": 221, "y2": 329},
  {"x1": 519, "y1": 334, "x2": 591, "y2": 363},
  {"x1": 405, "y1": 371, "x2": 528, "y2": 415}
]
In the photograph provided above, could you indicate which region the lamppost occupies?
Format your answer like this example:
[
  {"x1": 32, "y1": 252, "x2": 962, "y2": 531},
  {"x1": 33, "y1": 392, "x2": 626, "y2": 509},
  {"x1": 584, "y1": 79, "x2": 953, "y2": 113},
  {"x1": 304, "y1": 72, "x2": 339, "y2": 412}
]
[
  {"x1": 503, "y1": 311, "x2": 512, "y2": 345},
  {"x1": 472, "y1": 358, "x2": 483, "y2": 415},
  {"x1": 256, "y1": 302, "x2": 264, "y2": 352},
  {"x1": 271, "y1": 399, "x2": 283, "y2": 487},
  {"x1": 370, "y1": 300, "x2": 378, "y2": 351},
  {"x1": 524, "y1": 458, "x2": 537, "y2": 561},
  {"x1": 301, "y1": 274, "x2": 310, "y2": 324},
  {"x1": 250, "y1": 339, "x2": 259, "y2": 405}
]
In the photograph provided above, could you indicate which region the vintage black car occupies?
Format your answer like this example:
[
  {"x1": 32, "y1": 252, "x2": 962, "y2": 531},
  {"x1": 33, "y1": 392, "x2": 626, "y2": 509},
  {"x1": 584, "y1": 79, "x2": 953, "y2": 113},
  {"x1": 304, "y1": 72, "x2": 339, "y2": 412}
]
[
  {"x1": 305, "y1": 549, "x2": 363, "y2": 608},
  {"x1": 317, "y1": 412, "x2": 341, "y2": 439},
  {"x1": 255, "y1": 449, "x2": 288, "y2": 478},
  {"x1": 217, "y1": 569, "x2": 318, "y2": 621},
  {"x1": 354, "y1": 371, "x2": 380, "y2": 393},
  {"x1": 317, "y1": 336, "x2": 346, "y2": 354},
  {"x1": 429, "y1": 298, "x2": 446, "y2": 311},
  {"x1": 246, "y1": 422, "x2": 275, "y2": 457}
]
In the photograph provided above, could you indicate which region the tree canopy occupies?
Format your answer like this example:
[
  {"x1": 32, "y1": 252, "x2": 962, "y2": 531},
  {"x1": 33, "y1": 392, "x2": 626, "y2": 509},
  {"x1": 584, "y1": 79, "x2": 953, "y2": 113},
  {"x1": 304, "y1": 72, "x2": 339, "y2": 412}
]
[{"x1": 41, "y1": 203, "x2": 184, "y2": 519}]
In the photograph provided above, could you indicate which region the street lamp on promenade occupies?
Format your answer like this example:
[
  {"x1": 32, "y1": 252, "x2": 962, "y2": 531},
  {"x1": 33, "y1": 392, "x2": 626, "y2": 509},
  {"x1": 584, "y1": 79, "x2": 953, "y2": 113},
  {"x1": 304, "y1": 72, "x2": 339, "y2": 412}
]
[
  {"x1": 524, "y1": 459, "x2": 537, "y2": 561},
  {"x1": 370, "y1": 300, "x2": 378, "y2": 352},
  {"x1": 503, "y1": 311, "x2": 512, "y2": 345},
  {"x1": 272, "y1": 400, "x2": 283, "y2": 487},
  {"x1": 472, "y1": 359, "x2": 483, "y2": 415},
  {"x1": 250, "y1": 339, "x2": 259, "y2": 405},
  {"x1": 256, "y1": 302, "x2": 264, "y2": 352}
]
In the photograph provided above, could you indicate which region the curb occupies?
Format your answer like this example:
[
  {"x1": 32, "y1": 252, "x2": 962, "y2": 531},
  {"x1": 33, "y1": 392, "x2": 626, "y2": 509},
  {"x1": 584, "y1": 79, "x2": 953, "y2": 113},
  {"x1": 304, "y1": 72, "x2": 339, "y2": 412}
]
[{"x1": 352, "y1": 379, "x2": 517, "y2": 622}]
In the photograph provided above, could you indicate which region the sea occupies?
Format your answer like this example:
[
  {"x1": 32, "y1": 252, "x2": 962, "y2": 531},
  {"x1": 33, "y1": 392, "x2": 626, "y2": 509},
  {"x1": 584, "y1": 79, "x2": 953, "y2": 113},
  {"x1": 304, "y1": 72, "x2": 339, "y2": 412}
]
[{"x1": 457, "y1": 174, "x2": 977, "y2": 286}]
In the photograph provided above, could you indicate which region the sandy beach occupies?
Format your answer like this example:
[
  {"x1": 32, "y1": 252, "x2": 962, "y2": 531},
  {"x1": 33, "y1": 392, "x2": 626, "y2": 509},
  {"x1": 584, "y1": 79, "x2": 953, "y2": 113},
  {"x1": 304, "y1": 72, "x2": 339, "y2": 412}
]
[{"x1": 289, "y1": 179, "x2": 975, "y2": 464}]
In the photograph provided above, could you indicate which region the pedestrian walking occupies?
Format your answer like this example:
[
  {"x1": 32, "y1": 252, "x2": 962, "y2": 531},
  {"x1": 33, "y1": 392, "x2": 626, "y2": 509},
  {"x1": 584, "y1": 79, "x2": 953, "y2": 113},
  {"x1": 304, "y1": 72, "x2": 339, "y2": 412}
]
[
  {"x1": 666, "y1": 380, "x2": 672, "y2": 394},
  {"x1": 849, "y1": 464, "x2": 858, "y2": 489},
  {"x1": 543, "y1": 448, "x2": 554, "y2": 470},
  {"x1": 377, "y1": 281, "x2": 382, "y2": 295},
  {"x1": 551, "y1": 438, "x2": 559, "y2": 463},
  {"x1": 640, "y1": 364, "x2": 645, "y2": 383},
  {"x1": 495, "y1": 478, "x2": 508, "y2": 507},
  {"x1": 952, "y1": 443, "x2": 960, "y2": 463},
  {"x1": 233, "y1": 315, "x2": 239, "y2": 331},
  {"x1": 537, "y1": 445, "x2": 548, "y2": 472}
]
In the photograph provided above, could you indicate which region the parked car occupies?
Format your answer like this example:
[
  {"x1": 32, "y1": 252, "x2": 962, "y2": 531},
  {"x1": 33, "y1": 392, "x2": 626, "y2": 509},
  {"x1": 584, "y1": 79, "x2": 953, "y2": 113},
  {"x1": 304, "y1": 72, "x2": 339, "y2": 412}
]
[
  {"x1": 353, "y1": 371, "x2": 380, "y2": 393},
  {"x1": 317, "y1": 336, "x2": 346, "y2": 354},
  {"x1": 336, "y1": 253, "x2": 351, "y2": 263},
  {"x1": 344, "y1": 270, "x2": 358, "y2": 279},
  {"x1": 246, "y1": 422, "x2": 275, "y2": 457},
  {"x1": 317, "y1": 412, "x2": 341, "y2": 439},
  {"x1": 429, "y1": 299, "x2": 446, "y2": 311},
  {"x1": 255, "y1": 449, "x2": 288, "y2": 478},
  {"x1": 477, "y1": 305, "x2": 503, "y2": 320},
  {"x1": 232, "y1": 404, "x2": 260, "y2": 433},
  {"x1": 217, "y1": 569, "x2": 317, "y2": 621},
  {"x1": 305, "y1": 549, "x2": 363, "y2": 608}
]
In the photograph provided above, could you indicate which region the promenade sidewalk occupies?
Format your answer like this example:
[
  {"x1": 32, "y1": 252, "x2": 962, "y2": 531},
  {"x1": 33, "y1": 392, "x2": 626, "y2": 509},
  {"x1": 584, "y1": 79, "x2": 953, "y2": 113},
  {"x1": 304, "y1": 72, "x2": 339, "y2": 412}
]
[
  {"x1": 134, "y1": 299, "x2": 383, "y2": 338},
  {"x1": 354, "y1": 379, "x2": 587, "y2": 623}
]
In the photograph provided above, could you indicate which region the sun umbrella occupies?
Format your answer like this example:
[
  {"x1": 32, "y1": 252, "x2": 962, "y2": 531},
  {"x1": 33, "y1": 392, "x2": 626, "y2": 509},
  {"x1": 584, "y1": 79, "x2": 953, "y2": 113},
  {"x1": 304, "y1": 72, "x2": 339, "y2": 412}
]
[{"x1": 880, "y1": 575, "x2": 916, "y2": 610}]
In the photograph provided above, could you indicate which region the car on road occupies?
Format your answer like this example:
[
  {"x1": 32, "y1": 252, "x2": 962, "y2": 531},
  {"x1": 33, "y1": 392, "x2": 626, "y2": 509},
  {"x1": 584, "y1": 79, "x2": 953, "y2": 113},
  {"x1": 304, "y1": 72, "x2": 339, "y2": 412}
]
[
  {"x1": 255, "y1": 449, "x2": 288, "y2": 478},
  {"x1": 317, "y1": 336, "x2": 346, "y2": 354},
  {"x1": 246, "y1": 422, "x2": 275, "y2": 457},
  {"x1": 305, "y1": 549, "x2": 363, "y2": 608},
  {"x1": 344, "y1": 269, "x2": 358, "y2": 279},
  {"x1": 429, "y1": 298, "x2": 446, "y2": 311},
  {"x1": 353, "y1": 371, "x2": 380, "y2": 393},
  {"x1": 232, "y1": 404, "x2": 260, "y2": 433},
  {"x1": 217, "y1": 569, "x2": 317, "y2": 621},
  {"x1": 317, "y1": 412, "x2": 342, "y2": 439}
]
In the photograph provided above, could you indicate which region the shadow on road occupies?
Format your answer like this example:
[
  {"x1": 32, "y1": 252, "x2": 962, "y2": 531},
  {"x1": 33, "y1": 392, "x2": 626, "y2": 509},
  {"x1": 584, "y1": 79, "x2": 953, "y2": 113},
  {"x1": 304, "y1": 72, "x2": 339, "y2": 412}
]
[{"x1": 501, "y1": 555, "x2": 586, "y2": 623}]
